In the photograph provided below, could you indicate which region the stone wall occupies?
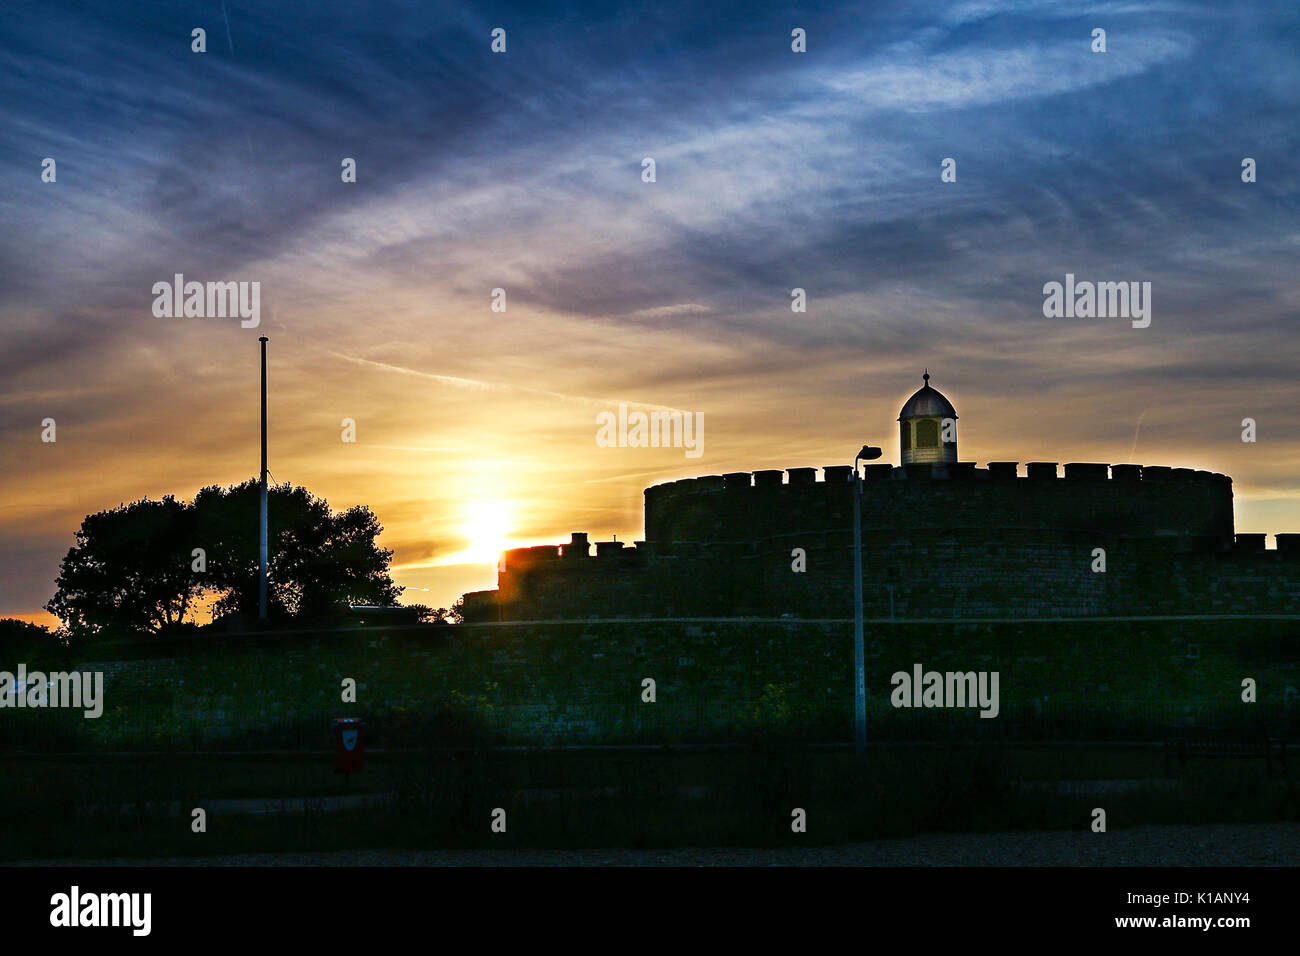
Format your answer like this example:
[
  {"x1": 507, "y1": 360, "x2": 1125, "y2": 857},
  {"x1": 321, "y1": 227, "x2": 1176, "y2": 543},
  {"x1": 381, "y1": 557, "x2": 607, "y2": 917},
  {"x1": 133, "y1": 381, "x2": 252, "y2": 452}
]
[
  {"x1": 644, "y1": 462, "x2": 1233, "y2": 543},
  {"x1": 66, "y1": 618, "x2": 1300, "y2": 748},
  {"x1": 463, "y1": 462, "x2": 1298, "y2": 622}
]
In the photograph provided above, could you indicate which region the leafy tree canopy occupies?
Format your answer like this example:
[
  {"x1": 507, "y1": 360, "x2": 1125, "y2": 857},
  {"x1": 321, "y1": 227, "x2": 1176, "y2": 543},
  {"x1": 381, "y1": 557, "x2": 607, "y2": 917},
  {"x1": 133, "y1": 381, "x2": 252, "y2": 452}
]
[
  {"x1": 0, "y1": 618, "x2": 68, "y2": 668},
  {"x1": 47, "y1": 481, "x2": 403, "y2": 640}
]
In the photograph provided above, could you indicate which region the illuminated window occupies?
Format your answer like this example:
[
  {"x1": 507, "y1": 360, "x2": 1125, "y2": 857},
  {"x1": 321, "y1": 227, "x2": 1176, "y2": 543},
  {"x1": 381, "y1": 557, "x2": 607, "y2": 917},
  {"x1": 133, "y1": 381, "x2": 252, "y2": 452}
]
[{"x1": 916, "y1": 419, "x2": 939, "y2": 447}]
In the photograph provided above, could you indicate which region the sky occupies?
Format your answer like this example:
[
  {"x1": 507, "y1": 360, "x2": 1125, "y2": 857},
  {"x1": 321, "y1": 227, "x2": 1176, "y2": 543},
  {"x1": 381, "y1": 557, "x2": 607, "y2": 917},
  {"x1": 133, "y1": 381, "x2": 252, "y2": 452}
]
[{"x1": 2, "y1": 0, "x2": 1298, "y2": 626}]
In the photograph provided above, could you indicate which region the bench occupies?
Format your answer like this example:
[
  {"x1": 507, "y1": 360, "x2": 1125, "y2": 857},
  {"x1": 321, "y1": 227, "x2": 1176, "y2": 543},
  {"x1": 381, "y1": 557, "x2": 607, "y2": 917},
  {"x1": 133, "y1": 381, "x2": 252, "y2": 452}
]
[{"x1": 1163, "y1": 729, "x2": 1288, "y2": 778}]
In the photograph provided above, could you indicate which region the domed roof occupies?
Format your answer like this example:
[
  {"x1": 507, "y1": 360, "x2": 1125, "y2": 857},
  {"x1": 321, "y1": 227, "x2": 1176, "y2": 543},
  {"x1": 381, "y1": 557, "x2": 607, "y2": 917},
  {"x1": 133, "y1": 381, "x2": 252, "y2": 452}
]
[{"x1": 898, "y1": 370, "x2": 957, "y2": 421}]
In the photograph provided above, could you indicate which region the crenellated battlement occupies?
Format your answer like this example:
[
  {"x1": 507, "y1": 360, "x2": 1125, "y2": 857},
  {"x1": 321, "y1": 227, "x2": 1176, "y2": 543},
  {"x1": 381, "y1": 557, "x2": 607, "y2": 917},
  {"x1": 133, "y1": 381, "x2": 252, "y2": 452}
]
[
  {"x1": 464, "y1": 374, "x2": 1297, "y2": 622},
  {"x1": 644, "y1": 462, "x2": 1231, "y2": 499},
  {"x1": 642, "y1": 460, "x2": 1237, "y2": 547},
  {"x1": 503, "y1": 527, "x2": 1300, "y2": 566}
]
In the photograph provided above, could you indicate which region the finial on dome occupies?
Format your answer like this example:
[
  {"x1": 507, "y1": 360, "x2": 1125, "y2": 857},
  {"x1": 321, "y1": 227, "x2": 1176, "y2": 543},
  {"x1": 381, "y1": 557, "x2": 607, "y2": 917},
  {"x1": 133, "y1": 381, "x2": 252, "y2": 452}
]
[{"x1": 923, "y1": 369, "x2": 930, "y2": 386}]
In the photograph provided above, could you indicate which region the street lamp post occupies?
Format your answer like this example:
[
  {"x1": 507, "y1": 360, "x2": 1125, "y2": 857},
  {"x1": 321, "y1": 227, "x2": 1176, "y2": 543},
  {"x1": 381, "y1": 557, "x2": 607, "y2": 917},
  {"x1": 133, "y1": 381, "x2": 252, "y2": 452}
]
[
  {"x1": 258, "y1": 336, "x2": 269, "y2": 621},
  {"x1": 853, "y1": 444, "x2": 881, "y2": 758}
]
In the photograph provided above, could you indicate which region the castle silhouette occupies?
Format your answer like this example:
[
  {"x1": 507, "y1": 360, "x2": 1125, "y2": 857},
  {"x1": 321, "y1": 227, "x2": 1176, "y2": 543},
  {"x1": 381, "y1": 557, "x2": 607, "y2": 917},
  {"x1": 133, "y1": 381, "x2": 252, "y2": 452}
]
[{"x1": 461, "y1": 373, "x2": 1299, "y2": 621}]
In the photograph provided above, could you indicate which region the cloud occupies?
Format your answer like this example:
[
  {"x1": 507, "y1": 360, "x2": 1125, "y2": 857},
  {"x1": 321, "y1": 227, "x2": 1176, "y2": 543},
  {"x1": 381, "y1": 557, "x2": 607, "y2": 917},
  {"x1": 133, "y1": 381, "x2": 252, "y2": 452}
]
[
  {"x1": 821, "y1": 32, "x2": 1194, "y2": 111},
  {"x1": 2, "y1": 0, "x2": 1299, "y2": 616}
]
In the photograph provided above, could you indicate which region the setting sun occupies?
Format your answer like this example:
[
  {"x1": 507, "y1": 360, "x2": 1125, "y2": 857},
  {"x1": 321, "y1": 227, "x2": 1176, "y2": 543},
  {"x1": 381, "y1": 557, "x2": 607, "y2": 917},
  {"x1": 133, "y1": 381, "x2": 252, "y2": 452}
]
[{"x1": 456, "y1": 501, "x2": 513, "y2": 566}]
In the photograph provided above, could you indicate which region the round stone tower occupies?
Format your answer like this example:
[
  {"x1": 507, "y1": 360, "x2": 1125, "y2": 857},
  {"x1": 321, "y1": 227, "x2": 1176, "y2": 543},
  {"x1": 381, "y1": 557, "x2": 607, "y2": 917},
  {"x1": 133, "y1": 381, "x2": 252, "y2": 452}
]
[{"x1": 899, "y1": 369, "x2": 957, "y2": 465}]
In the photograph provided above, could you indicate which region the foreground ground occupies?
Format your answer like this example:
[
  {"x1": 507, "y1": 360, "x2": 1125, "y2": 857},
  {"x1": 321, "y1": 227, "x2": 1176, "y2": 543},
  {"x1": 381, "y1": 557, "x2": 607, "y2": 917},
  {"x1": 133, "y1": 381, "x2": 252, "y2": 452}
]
[{"x1": 12, "y1": 823, "x2": 1299, "y2": 866}]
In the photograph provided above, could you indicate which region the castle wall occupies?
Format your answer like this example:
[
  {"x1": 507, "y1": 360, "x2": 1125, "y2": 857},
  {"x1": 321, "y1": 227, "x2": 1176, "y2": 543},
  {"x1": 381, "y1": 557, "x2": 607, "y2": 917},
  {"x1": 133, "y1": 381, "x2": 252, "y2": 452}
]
[
  {"x1": 67, "y1": 618, "x2": 1300, "y2": 747},
  {"x1": 470, "y1": 533, "x2": 1300, "y2": 622},
  {"x1": 462, "y1": 463, "x2": 1298, "y2": 623},
  {"x1": 644, "y1": 463, "x2": 1233, "y2": 545},
  {"x1": 751, "y1": 530, "x2": 1300, "y2": 619}
]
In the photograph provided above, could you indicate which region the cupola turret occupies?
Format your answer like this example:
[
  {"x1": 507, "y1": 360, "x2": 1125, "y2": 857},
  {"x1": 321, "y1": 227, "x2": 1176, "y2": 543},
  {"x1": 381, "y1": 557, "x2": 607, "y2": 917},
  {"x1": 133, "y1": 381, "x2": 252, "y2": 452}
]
[{"x1": 898, "y1": 370, "x2": 957, "y2": 465}]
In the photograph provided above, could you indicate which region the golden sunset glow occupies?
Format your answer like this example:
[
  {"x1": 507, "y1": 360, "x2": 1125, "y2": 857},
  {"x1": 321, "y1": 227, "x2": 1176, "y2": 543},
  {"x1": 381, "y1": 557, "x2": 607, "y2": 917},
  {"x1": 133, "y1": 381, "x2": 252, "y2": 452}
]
[
  {"x1": 10, "y1": 329, "x2": 1294, "y2": 631},
  {"x1": 453, "y1": 501, "x2": 514, "y2": 567},
  {"x1": 3, "y1": 2, "x2": 1299, "y2": 632}
]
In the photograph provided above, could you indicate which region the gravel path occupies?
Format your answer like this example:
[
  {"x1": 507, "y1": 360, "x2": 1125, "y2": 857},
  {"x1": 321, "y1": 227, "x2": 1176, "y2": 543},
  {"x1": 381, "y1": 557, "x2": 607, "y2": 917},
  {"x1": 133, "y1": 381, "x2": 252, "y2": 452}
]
[{"x1": 11, "y1": 823, "x2": 1299, "y2": 866}]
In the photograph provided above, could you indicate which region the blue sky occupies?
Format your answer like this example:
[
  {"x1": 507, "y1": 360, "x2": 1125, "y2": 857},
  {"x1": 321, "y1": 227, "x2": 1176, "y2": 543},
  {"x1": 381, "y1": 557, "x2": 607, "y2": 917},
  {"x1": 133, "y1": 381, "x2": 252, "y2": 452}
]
[{"x1": 2, "y1": 0, "x2": 1298, "y2": 620}]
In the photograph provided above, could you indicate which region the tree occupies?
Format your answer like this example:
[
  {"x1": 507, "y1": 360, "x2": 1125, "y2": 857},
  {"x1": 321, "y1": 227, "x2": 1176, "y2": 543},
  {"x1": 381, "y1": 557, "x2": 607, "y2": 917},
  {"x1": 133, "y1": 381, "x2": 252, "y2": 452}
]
[
  {"x1": 0, "y1": 618, "x2": 69, "y2": 669},
  {"x1": 46, "y1": 496, "x2": 199, "y2": 640},
  {"x1": 47, "y1": 480, "x2": 402, "y2": 639},
  {"x1": 405, "y1": 604, "x2": 451, "y2": 624},
  {"x1": 193, "y1": 480, "x2": 402, "y2": 621}
]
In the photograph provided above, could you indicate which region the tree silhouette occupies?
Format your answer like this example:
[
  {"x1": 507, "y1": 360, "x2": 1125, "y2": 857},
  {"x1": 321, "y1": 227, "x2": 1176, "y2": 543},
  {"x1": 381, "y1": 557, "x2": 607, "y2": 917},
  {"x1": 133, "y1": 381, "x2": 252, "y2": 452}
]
[
  {"x1": 0, "y1": 618, "x2": 69, "y2": 669},
  {"x1": 194, "y1": 480, "x2": 401, "y2": 620},
  {"x1": 46, "y1": 495, "x2": 199, "y2": 638},
  {"x1": 47, "y1": 481, "x2": 402, "y2": 639}
]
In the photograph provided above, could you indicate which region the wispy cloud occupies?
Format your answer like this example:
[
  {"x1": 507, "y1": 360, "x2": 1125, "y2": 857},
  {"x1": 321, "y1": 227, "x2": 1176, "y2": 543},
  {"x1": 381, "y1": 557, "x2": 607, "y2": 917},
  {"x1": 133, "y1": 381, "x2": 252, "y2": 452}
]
[{"x1": 2, "y1": 0, "x2": 1298, "y2": 619}]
